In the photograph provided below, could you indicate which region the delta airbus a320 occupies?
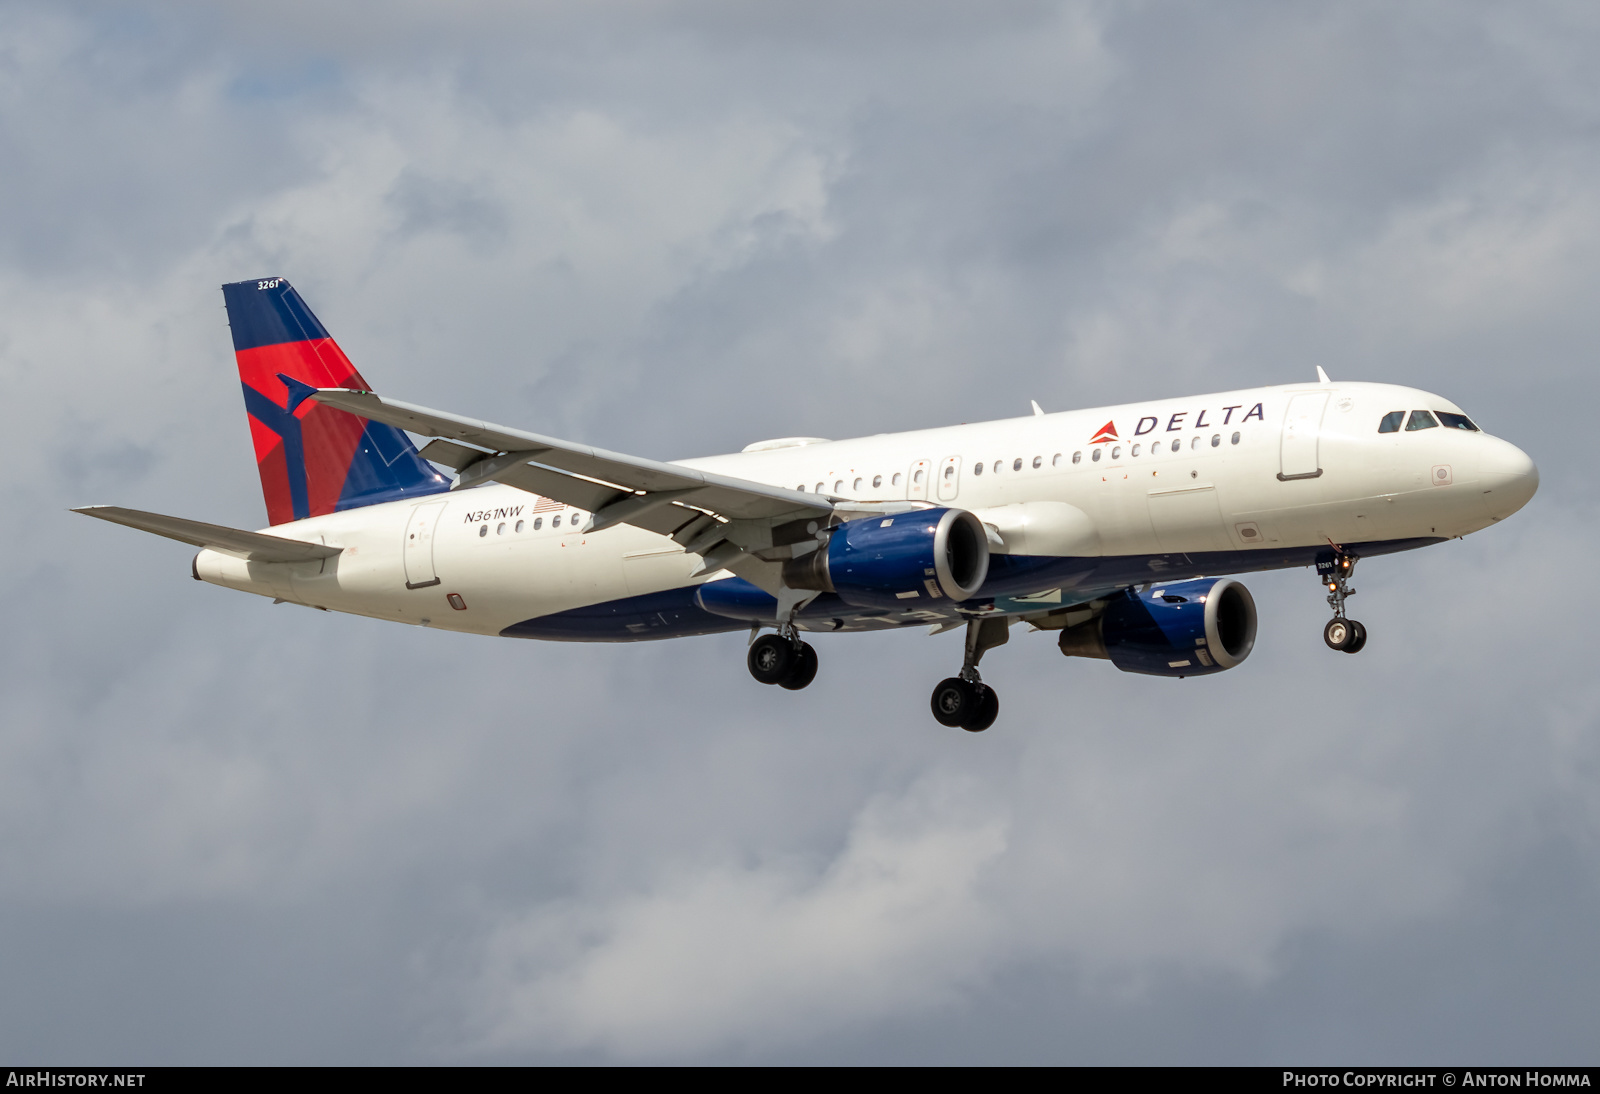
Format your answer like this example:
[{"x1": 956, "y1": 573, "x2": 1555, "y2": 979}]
[{"x1": 78, "y1": 278, "x2": 1539, "y2": 731}]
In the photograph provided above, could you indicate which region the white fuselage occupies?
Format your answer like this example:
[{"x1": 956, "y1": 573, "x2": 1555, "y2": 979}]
[{"x1": 194, "y1": 381, "x2": 1538, "y2": 637}]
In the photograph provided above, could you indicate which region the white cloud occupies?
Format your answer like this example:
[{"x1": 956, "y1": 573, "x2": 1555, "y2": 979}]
[{"x1": 471, "y1": 773, "x2": 1007, "y2": 1055}]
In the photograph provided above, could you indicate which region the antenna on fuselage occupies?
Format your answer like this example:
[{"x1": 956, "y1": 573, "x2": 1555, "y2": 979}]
[
  {"x1": 1031, "y1": 400, "x2": 1045, "y2": 416},
  {"x1": 1316, "y1": 366, "x2": 1332, "y2": 384}
]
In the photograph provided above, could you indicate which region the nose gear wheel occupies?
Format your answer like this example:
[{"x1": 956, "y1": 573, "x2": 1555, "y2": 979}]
[{"x1": 1316, "y1": 550, "x2": 1367, "y2": 654}]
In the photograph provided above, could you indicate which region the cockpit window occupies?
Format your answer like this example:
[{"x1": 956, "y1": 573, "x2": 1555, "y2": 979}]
[
  {"x1": 1436, "y1": 412, "x2": 1479, "y2": 431},
  {"x1": 1378, "y1": 411, "x2": 1404, "y2": 433},
  {"x1": 1405, "y1": 410, "x2": 1439, "y2": 431}
]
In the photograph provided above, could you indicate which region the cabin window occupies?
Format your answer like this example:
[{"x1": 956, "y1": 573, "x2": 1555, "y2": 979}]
[
  {"x1": 552, "y1": 514, "x2": 561, "y2": 528},
  {"x1": 478, "y1": 524, "x2": 488, "y2": 537},
  {"x1": 1378, "y1": 411, "x2": 1405, "y2": 433},
  {"x1": 1092, "y1": 448, "x2": 1102, "y2": 462},
  {"x1": 1231, "y1": 432, "x2": 1240, "y2": 445},
  {"x1": 1111, "y1": 446, "x2": 1121, "y2": 460},
  {"x1": 973, "y1": 462, "x2": 984, "y2": 476},
  {"x1": 816, "y1": 482, "x2": 825, "y2": 493},
  {"x1": 1053, "y1": 453, "x2": 1062, "y2": 466},
  {"x1": 854, "y1": 477, "x2": 863, "y2": 490},
  {"x1": 914, "y1": 470, "x2": 924, "y2": 484},
  {"x1": 515, "y1": 520, "x2": 525, "y2": 532},
  {"x1": 873, "y1": 475, "x2": 883, "y2": 488},
  {"x1": 992, "y1": 460, "x2": 1002, "y2": 473},
  {"x1": 1013, "y1": 458, "x2": 1023, "y2": 471},
  {"x1": 533, "y1": 517, "x2": 542, "y2": 530},
  {"x1": 1170, "y1": 439, "x2": 1180, "y2": 453},
  {"x1": 497, "y1": 522, "x2": 506, "y2": 534},
  {"x1": 1437, "y1": 412, "x2": 1479, "y2": 431},
  {"x1": 893, "y1": 473, "x2": 902, "y2": 486},
  {"x1": 1032, "y1": 455, "x2": 1042, "y2": 469},
  {"x1": 797, "y1": 484, "x2": 805, "y2": 492},
  {"x1": 1406, "y1": 410, "x2": 1439, "y2": 431},
  {"x1": 943, "y1": 465, "x2": 955, "y2": 481},
  {"x1": 1211, "y1": 434, "x2": 1221, "y2": 447},
  {"x1": 1132, "y1": 444, "x2": 1141, "y2": 456},
  {"x1": 1072, "y1": 451, "x2": 1082, "y2": 464},
  {"x1": 835, "y1": 480, "x2": 844, "y2": 492},
  {"x1": 1191, "y1": 437, "x2": 1201, "y2": 450}
]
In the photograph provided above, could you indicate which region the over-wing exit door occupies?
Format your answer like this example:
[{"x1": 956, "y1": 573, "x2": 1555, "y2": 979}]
[
  {"x1": 906, "y1": 459, "x2": 931, "y2": 500},
  {"x1": 937, "y1": 456, "x2": 962, "y2": 501}
]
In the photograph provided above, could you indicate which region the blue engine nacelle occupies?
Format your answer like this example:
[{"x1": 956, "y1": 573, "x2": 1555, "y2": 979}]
[
  {"x1": 782, "y1": 507, "x2": 990, "y2": 609},
  {"x1": 1057, "y1": 577, "x2": 1257, "y2": 677}
]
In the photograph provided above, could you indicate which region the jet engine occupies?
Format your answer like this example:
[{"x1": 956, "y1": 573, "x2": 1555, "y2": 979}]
[
  {"x1": 1058, "y1": 577, "x2": 1257, "y2": 677},
  {"x1": 783, "y1": 507, "x2": 989, "y2": 609}
]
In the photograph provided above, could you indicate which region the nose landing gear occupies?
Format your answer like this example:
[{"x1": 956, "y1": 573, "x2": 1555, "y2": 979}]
[
  {"x1": 1316, "y1": 550, "x2": 1367, "y2": 653},
  {"x1": 929, "y1": 617, "x2": 1009, "y2": 732}
]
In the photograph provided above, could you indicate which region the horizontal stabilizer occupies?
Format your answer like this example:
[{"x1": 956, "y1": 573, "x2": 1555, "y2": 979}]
[{"x1": 72, "y1": 506, "x2": 342, "y2": 563}]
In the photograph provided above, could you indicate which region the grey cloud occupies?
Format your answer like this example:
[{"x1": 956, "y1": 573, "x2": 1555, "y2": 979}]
[{"x1": 386, "y1": 170, "x2": 511, "y2": 250}]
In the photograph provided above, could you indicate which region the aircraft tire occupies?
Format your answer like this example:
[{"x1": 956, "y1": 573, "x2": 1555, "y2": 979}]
[
  {"x1": 962, "y1": 685, "x2": 999, "y2": 732},
  {"x1": 930, "y1": 677, "x2": 978, "y2": 727},
  {"x1": 749, "y1": 634, "x2": 798, "y2": 685},
  {"x1": 1344, "y1": 621, "x2": 1367, "y2": 654},
  {"x1": 1323, "y1": 618, "x2": 1355, "y2": 651},
  {"x1": 779, "y1": 642, "x2": 819, "y2": 690}
]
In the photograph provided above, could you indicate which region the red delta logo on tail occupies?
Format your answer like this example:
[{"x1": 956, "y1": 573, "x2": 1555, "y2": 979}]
[
  {"x1": 1089, "y1": 421, "x2": 1118, "y2": 444},
  {"x1": 221, "y1": 278, "x2": 448, "y2": 526}
]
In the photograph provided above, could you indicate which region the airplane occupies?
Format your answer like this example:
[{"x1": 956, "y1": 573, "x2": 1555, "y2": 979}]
[{"x1": 76, "y1": 278, "x2": 1540, "y2": 732}]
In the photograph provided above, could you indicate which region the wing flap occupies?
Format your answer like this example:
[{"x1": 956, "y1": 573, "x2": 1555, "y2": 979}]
[
  {"x1": 415, "y1": 438, "x2": 488, "y2": 470},
  {"x1": 486, "y1": 462, "x2": 630, "y2": 516},
  {"x1": 73, "y1": 506, "x2": 342, "y2": 563}
]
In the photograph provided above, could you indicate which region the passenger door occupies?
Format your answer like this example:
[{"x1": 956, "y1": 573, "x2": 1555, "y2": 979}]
[
  {"x1": 1279, "y1": 392, "x2": 1330, "y2": 480},
  {"x1": 403, "y1": 500, "x2": 448, "y2": 589}
]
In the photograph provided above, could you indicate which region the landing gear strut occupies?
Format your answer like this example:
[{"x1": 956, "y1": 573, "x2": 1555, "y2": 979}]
[
  {"x1": 1316, "y1": 550, "x2": 1367, "y2": 654},
  {"x1": 930, "y1": 617, "x2": 1008, "y2": 732},
  {"x1": 748, "y1": 630, "x2": 818, "y2": 690}
]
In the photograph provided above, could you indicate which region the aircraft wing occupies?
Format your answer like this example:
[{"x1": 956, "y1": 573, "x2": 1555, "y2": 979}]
[
  {"x1": 73, "y1": 506, "x2": 342, "y2": 563},
  {"x1": 310, "y1": 389, "x2": 835, "y2": 556}
]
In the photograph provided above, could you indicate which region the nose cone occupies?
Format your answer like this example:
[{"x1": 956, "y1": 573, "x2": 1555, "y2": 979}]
[{"x1": 1478, "y1": 438, "x2": 1539, "y2": 522}]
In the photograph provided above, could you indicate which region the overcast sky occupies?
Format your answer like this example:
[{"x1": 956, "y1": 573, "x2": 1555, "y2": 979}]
[{"x1": 2, "y1": 0, "x2": 1597, "y2": 1064}]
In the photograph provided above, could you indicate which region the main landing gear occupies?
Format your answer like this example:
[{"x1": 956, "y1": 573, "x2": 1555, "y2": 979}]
[
  {"x1": 930, "y1": 617, "x2": 1009, "y2": 732},
  {"x1": 748, "y1": 630, "x2": 818, "y2": 690},
  {"x1": 1316, "y1": 550, "x2": 1367, "y2": 654}
]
